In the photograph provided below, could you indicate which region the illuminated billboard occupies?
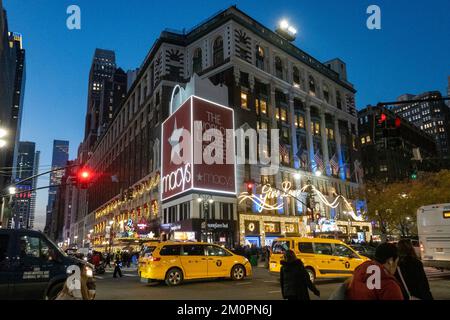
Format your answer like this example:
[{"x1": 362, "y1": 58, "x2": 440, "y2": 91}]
[{"x1": 161, "y1": 95, "x2": 235, "y2": 201}]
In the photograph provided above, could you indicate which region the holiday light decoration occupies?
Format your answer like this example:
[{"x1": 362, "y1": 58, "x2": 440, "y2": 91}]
[{"x1": 238, "y1": 180, "x2": 363, "y2": 221}]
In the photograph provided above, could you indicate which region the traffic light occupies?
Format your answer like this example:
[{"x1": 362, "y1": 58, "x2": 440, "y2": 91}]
[
  {"x1": 378, "y1": 112, "x2": 387, "y2": 125},
  {"x1": 410, "y1": 170, "x2": 418, "y2": 180},
  {"x1": 245, "y1": 180, "x2": 255, "y2": 195},
  {"x1": 76, "y1": 168, "x2": 93, "y2": 189},
  {"x1": 382, "y1": 116, "x2": 402, "y2": 138}
]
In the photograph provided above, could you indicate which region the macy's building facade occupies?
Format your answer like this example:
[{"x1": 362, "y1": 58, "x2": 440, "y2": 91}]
[{"x1": 75, "y1": 6, "x2": 371, "y2": 250}]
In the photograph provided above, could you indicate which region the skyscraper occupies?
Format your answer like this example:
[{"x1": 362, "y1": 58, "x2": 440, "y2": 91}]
[
  {"x1": 393, "y1": 91, "x2": 450, "y2": 159},
  {"x1": 0, "y1": 2, "x2": 26, "y2": 228},
  {"x1": 84, "y1": 49, "x2": 118, "y2": 150},
  {"x1": 447, "y1": 76, "x2": 450, "y2": 107},
  {"x1": 45, "y1": 140, "x2": 69, "y2": 235},
  {"x1": 10, "y1": 141, "x2": 39, "y2": 229}
]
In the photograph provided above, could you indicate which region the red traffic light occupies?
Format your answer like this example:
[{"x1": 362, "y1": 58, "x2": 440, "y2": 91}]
[
  {"x1": 76, "y1": 168, "x2": 94, "y2": 189},
  {"x1": 78, "y1": 169, "x2": 92, "y2": 181},
  {"x1": 395, "y1": 117, "x2": 401, "y2": 128},
  {"x1": 378, "y1": 113, "x2": 387, "y2": 124},
  {"x1": 245, "y1": 181, "x2": 255, "y2": 195}
]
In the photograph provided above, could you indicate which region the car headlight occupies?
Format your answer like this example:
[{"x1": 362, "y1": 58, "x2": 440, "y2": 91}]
[{"x1": 86, "y1": 266, "x2": 94, "y2": 278}]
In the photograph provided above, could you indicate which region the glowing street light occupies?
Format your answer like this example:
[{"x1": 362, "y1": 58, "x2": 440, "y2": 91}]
[
  {"x1": 8, "y1": 186, "x2": 16, "y2": 195},
  {"x1": 0, "y1": 128, "x2": 7, "y2": 138}
]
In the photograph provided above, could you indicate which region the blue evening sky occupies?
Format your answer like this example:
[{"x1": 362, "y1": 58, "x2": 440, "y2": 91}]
[{"x1": 3, "y1": 0, "x2": 450, "y2": 230}]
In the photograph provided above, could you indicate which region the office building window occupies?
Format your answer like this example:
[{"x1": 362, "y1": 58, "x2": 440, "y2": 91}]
[
  {"x1": 293, "y1": 66, "x2": 300, "y2": 86},
  {"x1": 255, "y1": 45, "x2": 265, "y2": 70},
  {"x1": 241, "y1": 91, "x2": 249, "y2": 110},
  {"x1": 275, "y1": 56, "x2": 283, "y2": 79},
  {"x1": 309, "y1": 76, "x2": 316, "y2": 96},
  {"x1": 213, "y1": 36, "x2": 224, "y2": 66},
  {"x1": 193, "y1": 48, "x2": 202, "y2": 74}
]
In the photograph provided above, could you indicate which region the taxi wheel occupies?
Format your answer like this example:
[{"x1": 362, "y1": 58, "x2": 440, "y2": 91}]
[
  {"x1": 231, "y1": 265, "x2": 246, "y2": 281},
  {"x1": 165, "y1": 268, "x2": 183, "y2": 286},
  {"x1": 305, "y1": 267, "x2": 316, "y2": 283}
]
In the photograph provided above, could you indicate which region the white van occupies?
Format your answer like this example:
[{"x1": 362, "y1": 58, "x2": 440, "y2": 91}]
[{"x1": 417, "y1": 204, "x2": 450, "y2": 269}]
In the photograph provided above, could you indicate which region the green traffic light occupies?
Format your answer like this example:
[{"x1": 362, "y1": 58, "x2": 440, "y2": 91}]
[{"x1": 411, "y1": 173, "x2": 417, "y2": 179}]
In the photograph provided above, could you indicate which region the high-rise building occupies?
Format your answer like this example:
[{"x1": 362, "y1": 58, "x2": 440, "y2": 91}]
[
  {"x1": 447, "y1": 76, "x2": 450, "y2": 107},
  {"x1": 84, "y1": 49, "x2": 119, "y2": 150},
  {"x1": 51, "y1": 160, "x2": 76, "y2": 242},
  {"x1": 358, "y1": 106, "x2": 437, "y2": 182},
  {"x1": 10, "y1": 141, "x2": 39, "y2": 229},
  {"x1": 393, "y1": 91, "x2": 450, "y2": 159},
  {"x1": 0, "y1": 1, "x2": 26, "y2": 228},
  {"x1": 70, "y1": 6, "x2": 370, "y2": 248},
  {"x1": 45, "y1": 140, "x2": 69, "y2": 236},
  {"x1": 97, "y1": 67, "x2": 127, "y2": 137},
  {"x1": 29, "y1": 150, "x2": 39, "y2": 229}
]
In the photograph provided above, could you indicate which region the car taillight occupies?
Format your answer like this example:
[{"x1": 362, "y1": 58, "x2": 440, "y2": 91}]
[{"x1": 149, "y1": 257, "x2": 161, "y2": 262}]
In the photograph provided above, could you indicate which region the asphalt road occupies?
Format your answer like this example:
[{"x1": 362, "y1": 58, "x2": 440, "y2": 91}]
[{"x1": 95, "y1": 266, "x2": 450, "y2": 300}]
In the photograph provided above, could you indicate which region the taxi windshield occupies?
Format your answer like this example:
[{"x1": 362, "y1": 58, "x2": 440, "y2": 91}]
[
  {"x1": 272, "y1": 241, "x2": 290, "y2": 254},
  {"x1": 141, "y1": 245, "x2": 157, "y2": 257}
]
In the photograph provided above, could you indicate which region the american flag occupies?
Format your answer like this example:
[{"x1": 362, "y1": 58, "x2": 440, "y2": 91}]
[
  {"x1": 314, "y1": 150, "x2": 324, "y2": 172},
  {"x1": 329, "y1": 153, "x2": 339, "y2": 175}
]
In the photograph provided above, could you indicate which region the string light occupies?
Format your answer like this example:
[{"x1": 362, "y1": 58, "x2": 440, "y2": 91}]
[{"x1": 238, "y1": 181, "x2": 363, "y2": 221}]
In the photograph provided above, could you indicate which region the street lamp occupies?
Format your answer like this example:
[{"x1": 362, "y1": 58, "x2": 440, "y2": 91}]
[
  {"x1": 8, "y1": 186, "x2": 16, "y2": 195},
  {"x1": 198, "y1": 194, "x2": 214, "y2": 243},
  {"x1": 0, "y1": 128, "x2": 7, "y2": 149}
]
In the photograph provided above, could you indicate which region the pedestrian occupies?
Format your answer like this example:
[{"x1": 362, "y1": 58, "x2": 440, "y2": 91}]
[
  {"x1": 395, "y1": 239, "x2": 433, "y2": 300},
  {"x1": 131, "y1": 252, "x2": 138, "y2": 267},
  {"x1": 346, "y1": 242, "x2": 404, "y2": 300},
  {"x1": 105, "y1": 252, "x2": 111, "y2": 268},
  {"x1": 280, "y1": 250, "x2": 320, "y2": 300},
  {"x1": 91, "y1": 251, "x2": 101, "y2": 267},
  {"x1": 113, "y1": 251, "x2": 123, "y2": 278}
]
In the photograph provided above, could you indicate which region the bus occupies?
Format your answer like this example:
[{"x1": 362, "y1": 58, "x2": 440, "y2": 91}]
[{"x1": 417, "y1": 204, "x2": 450, "y2": 270}]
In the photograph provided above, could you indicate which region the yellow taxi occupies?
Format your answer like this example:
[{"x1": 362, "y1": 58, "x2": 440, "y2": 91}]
[
  {"x1": 138, "y1": 240, "x2": 160, "y2": 277},
  {"x1": 140, "y1": 242, "x2": 252, "y2": 286},
  {"x1": 269, "y1": 237, "x2": 370, "y2": 282}
]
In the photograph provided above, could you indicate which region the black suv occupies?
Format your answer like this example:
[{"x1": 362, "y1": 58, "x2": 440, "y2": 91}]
[{"x1": 0, "y1": 229, "x2": 95, "y2": 300}]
